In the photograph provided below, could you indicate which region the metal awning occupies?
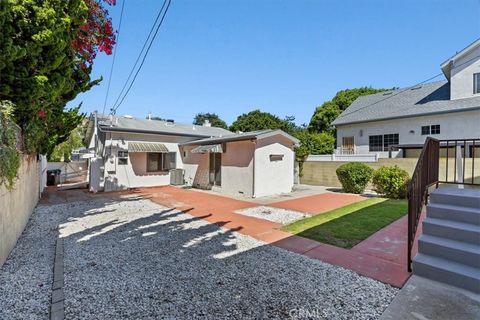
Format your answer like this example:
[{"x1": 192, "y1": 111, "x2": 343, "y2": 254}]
[
  {"x1": 128, "y1": 142, "x2": 169, "y2": 153},
  {"x1": 190, "y1": 144, "x2": 223, "y2": 153}
]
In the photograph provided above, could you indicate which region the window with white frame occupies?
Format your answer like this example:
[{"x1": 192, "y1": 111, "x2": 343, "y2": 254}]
[
  {"x1": 383, "y1": 134, "x2": 399, "y2": 151},
  {"x1": 369, "y1": 135, "x2": 383, "y2": 152},
  {"x1": 421, "y1": 124, "x2": 440, "y2": 135},
  {"x1": 369, "y1": 134, "x2": 399, "y2": 152},
  {"x1": 421, "y1": 126, "x2": 430, "y2": 135},
  {"x1": 430, "y1": 124, "x2": 440, "y2": 135}
]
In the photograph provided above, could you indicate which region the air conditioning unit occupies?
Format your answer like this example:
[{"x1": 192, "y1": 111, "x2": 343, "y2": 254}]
[{"x1": 169, "y1": 169, "x2": 184, "y2": 185}]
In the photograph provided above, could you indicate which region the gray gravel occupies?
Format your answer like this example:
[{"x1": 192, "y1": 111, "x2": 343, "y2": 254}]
[
  {"x1": 0, "y1": 204, "x2": 64, "y2": 320},
  {"x1": 59, "y1": 198, "x2": 397, "y2": 319},
  {"x1": 1, "y1": 196, "x2": 398, "y2": 319},
  {"x1": 235, "y1": 206, "x2": 310, "y2": 224}
]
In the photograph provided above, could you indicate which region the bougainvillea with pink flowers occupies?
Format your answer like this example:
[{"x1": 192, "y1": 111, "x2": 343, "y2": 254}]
[
  {"x1": 0, "y1": 0, "x2": 117, "y2": 157},
  {"x1": 72, "y1": 0, "x2": 117, "y2": 64}
]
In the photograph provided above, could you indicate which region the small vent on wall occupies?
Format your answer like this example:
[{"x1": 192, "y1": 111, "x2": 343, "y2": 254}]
[{"x1": 270, "y1": 154, "x2": 284, "y2": 162}]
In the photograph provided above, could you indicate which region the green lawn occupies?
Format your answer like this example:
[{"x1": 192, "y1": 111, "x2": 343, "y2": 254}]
[{"x1": 282, "y1": 198, "x2": 407, "y2": 249}]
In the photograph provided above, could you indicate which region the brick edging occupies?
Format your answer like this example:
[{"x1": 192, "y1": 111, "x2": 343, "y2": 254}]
[{"x1": 50, "y1": 233, "x2": 64, "y2": 320}]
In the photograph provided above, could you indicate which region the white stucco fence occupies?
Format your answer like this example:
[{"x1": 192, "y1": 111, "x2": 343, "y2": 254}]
[
  {"x1": 307, "y1": 154, "x2": 379, "y2": 162},
  {"x1": 0, "y1": 155, "x2": 41, "y2": 267}
]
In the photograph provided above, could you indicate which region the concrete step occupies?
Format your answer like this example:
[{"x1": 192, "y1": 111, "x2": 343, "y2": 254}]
[
  {"x1": 413, "y1": 253, "x2": 480, "y2": 293},
  {"x1": 418, "y1": 234, "x2": 480, "y2": 268},
  {"x1": 423, "y1": 218, "x2": 480, "y2": 244},
  {"x1": 427, "y1": 203, "x2": 480, "y2": 225},
  {"x1": 429, "y1": 188, "x2": 480, "y2": 209}
]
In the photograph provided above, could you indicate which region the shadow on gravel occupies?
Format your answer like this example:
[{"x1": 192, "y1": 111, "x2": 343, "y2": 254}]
[{"x1": 50, "y1": 196, "x2": 398, "y2": 320}]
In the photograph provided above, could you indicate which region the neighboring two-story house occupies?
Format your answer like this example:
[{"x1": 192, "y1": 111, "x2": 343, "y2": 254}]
[
  {"x1": 332, "y1": 39, "x2": 480, "y2": 158},
  {"x1": 84, "y1": 114, "x2": 299, "y2": 198}
]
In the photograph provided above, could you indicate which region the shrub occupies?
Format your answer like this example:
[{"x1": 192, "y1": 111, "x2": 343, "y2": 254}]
[
  {"x1": 336, "y1": 162, "x2": 373, "y2": 194},
  {"x1": 372, "y1": 165, "x2": 410, "y2": 199}
]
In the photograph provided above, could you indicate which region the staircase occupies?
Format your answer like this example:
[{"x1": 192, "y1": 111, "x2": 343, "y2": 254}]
[{"x1": 413, "y1": 187, "x2": 480, "y2": 293}]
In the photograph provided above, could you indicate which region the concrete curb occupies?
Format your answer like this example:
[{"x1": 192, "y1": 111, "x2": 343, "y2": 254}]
[{"x1": 50, "y1": 234, "x2": 64, "y2": 320}]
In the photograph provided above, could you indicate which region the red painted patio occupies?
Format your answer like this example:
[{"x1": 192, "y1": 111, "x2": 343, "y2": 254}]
[{"x1": 137, "y1": 186, "x2": 411, "y2": 287}]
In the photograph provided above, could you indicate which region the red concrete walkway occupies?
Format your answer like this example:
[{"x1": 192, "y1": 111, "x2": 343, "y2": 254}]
[
  {"x1": 136, "y1": 186, "x2": 410, "y2": 287},
  {"x1": 39, "y1": 186, "x2": 133, "y2": 205},
  {"x1": 352, "y1": 216, "x2": 408, "y2": 265},
  {"x1": 269, "y1": 192, "x2": 365, "y2": 215},
  {"x1": 136, "y1": 187, "x2": 288, "y2": 242}
]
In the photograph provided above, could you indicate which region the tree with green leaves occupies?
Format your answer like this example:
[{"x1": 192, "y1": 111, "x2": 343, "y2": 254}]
[
  {"x1": 308, "y1": 87, "x2": 387, "y2": 133},
  {"x1": 294, "y1": 131, "x2": 336, "y2": 160},
  {"x1": 0, "y1": 101, "x2": 20, "y2": 189},
  {"x1": 193, "y1": 113, "x2": 228, "y2": 129},
  {"x1": 49, "y1": 125, "x2": 86, "y2": 162},
  {"x1": 293, "y1": 130, "x2": 336, "y2": 176},
  {"x1": 308, "y1": 101, "x2": 342, "y2": 134},
  {"x1": 0, "y1": 0, "x2": 115, "y2": 156},
  {"x1": 230, "y1": 110, "x2": 298, "y2": 134}
]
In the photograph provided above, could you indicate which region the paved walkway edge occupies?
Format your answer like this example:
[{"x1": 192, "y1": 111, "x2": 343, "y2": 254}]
[{"x1": 50, "y1": 232, "x2": 64, "y2": 320}]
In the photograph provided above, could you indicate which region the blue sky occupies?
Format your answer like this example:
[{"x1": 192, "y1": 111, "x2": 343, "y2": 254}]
[{"x1": 68, "y1": 0, "x2": 480, "y2": 126}]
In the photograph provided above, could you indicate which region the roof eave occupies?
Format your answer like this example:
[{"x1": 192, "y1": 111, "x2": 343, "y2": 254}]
[
  {"x1": 441, "y1": 38, "x2": 480, "y2": 66},
  {"x1": 180, "y1": 135, "x2": 257, "y2": 146},
  {"x1": 333, "y1": 106, "x2": 480, "y2": 127},
  {"x1": 98, "y1": 125, "x2": 217, "y2": 138},
  {"x1": 440, "y1": 61, "x2": 452, "y2": 81},
  {"x1": 440, "y1": 38, "x2": 480, "y2": 80},
  {"x1": 180, "y1": 129, "x2": 300, "y2": 146},
  {"x1": 256, "y1": 129, "x2": 300, "y2": 145}
]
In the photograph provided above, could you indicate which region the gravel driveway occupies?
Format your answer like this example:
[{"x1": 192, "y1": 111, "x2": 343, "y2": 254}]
[
  {"x1": 0, "y1": 203, "x2": 62, "y2": 320},
  {"x1": 1, "y1": 196, "x2": 398, "y2": 319}
]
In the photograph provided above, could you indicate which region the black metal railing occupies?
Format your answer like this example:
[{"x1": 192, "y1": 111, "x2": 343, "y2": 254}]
[
  {"x1": 407, "y1": 138, "x2": 439, "y2": 272},
  {"x1": 407, "y1": 138, "x2": 480, "y2": 272},
  {"x1": 440, "y1": 139, "x2": 479, "y2": 185}
]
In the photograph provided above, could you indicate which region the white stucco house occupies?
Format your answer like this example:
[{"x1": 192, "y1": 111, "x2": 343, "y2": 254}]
[
  {"x1": 85, "y1": 114, "x2": 299, "y2": 198},
  {"x1": 332, "y1": 39, "x2": 480, "y2": 158}
]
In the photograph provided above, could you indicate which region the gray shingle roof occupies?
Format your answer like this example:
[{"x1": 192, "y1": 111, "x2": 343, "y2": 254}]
[
  {"x1": 98, "y1": 116, "x2": 232, "y2": 137},
  {"x1": 332, "y1": 80, "x2": 480, "y2": 126},
  {"x1": 180, "y1": 129, "x2": 300, "y2": 146}
]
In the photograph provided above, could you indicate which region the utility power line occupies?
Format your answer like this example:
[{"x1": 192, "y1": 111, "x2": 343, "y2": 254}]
[
  {"x1": 110, "y1": 0, "x2": 172, "y2": 115},
  {"x1": 102, "y1": 0, "x2": 126, "y2": 117},
  {"x1": 338, "y1": 53, "x2": 480, "y2": 119}
]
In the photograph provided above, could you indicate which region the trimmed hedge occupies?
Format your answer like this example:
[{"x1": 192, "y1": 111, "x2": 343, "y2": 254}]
[
  {"x1": 372, "y1": 165, "x2": 410, "y2": 199},
  {"x1": 336, "y1": 162, "x2": 374, "y2": 194}
]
